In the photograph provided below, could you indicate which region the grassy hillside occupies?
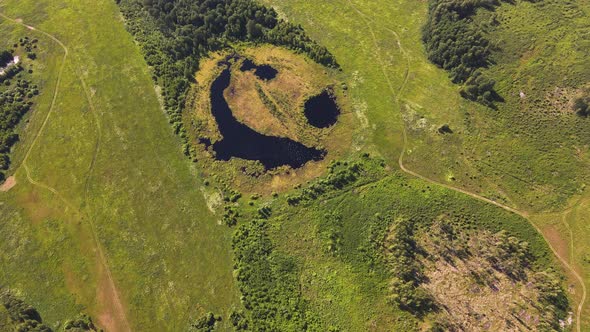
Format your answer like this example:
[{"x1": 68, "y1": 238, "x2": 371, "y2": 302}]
[
  {"x1": 0, "y1": 0, "x2": 587, "y2": 330},
  {"x1": 225, "y1": 157, "x2": 565, "y2": 331},
  {"x1": 0, "y1": 0, "x2": 239, "y2": 330},
  {"x1": 259, "y1": 0, "x2": 590, "y2": 210},
  {"x1": 261, "y1": 0, "x2": 588, "y2": 329}
]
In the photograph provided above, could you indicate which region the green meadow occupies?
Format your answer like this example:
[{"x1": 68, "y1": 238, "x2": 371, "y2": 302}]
[
  {"x1": 262, "y1": 0, "x2": 590, "y2": 329},
  {"x1": 0, "y1": 0, "x2": 588, "y2": 330},
  {"x1": 0, "y1": 0, "x2": 239, "y2": 330}
]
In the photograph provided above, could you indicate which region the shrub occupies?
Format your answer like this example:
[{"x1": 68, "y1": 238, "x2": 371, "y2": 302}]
[{"x1": 573, "y1": 97, "x2": 590, "y2": 117}]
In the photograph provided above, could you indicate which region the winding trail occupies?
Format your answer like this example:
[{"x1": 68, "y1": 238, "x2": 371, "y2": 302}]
[
  {"x1": 345, "y1": 1, "x2": 586, "y2": 331},
  {"x1": 0, "y1": 13, "x2": 131, "y2": 332}
]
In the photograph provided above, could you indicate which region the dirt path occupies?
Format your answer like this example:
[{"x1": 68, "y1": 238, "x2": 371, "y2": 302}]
[
  {"x1": 0, "y1": 13, "x2": 131, "y2": 332},
  {"x1": 344, "y1": 2, "x2": 586, "y2": 331}
]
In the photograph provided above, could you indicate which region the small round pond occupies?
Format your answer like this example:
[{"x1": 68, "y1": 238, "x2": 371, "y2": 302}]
[{"x1": 303, "y1": 90, "x2": 340, "y2": 128}]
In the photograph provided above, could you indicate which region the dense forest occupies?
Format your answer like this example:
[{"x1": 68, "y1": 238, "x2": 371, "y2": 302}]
[
  {"x1": 116, "y1": 0, "x2": 337, "y2": 150},
  {"x1": 422, "y1": 0, "x2": 504, "y2": 107}
]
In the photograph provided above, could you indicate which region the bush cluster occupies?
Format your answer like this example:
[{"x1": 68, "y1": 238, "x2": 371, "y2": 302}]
[
  {"x1": 63, "y1": 314, "x2": 101, "y2": 332},
  {"x1": 0, "y1": 51, "x2": 13, "y2": 68},
  {"x1": 423, "y1": 0, "x2": 502, "y2": 107},
  {"x1": 1, "y1": 289, "x2": 102, "y2": 332},
  {"x1": 190, "y1": 312, "x2": 221, "y2": 332},
  {"x1": 286, "y1": 161, "x2": 363, "y2": 205},
  {"x1": 384, "y1": 218, "x2": 436, "y2": 315},
  {"x1": 17, "y1": 37, "x2": 38, "y2": 61},
  {"x1": 231, "y1": 219, "x2": 315, "y2": 330},
  {"x1": 573, "y1": 96, "x2": 590, "y2": 117},
  {"x1": 0, "y1": 290, "x2": 51, "y2": 332}
]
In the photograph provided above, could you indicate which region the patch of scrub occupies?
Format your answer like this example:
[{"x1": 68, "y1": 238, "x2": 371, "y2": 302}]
[{"x1": 201, "y1": 187, "x2": 223, "y2": 213}]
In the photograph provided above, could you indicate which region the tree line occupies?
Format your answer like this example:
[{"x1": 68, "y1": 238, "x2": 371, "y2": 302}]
[
  {"x1": 0, "y1": 51, "x2": 39, "y2": 183},
  {"x1": 1, "y1": 289, "x2": 100, "y2": 331},
  {"x1": 422, "y1": 0, "x2": 505, "y2": 107}
]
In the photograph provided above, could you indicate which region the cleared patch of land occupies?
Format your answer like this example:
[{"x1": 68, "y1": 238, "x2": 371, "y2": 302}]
[
  {"x1": 413, "y1": 221, "x2": 569, "y2": 330},
  {"x1": 0, "y1": 176, "x2": 15, "y2": 192}
]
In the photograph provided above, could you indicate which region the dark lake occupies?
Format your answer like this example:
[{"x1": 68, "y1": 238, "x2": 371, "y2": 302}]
[
  {"x1": 240, "y1": 59, "x2": 278, "y2": 80},
  {"x1": 209, "y1": 64, "x2": 325, "y2": 170},
  {"x1": 303, "y1": 90, "x2": 340, "y2": 128}
]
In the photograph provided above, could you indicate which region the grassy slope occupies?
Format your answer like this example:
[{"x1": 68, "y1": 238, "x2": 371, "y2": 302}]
[
  {"x1": 266, "y1": 169, "x2": 554, "y2": 331},
  {"x1": 463, "y1": 0, "x2": 590, "y2": 211},
  {"x1": 262, "y1": 0, "x2": 590, "y2": 211},
  {"x1": 0, "y1": 0, "x2": 239, "y2": 330},
  {"x1": 479, "y1": 3, "x2": 590, "y2": 324},
  {"x1": 0, "y1": 0, "x2": 586, "y2": 330},
  {"x1": 262, "y1": 0, "x2": 487, "y2": 198},
  {"x1": 563, "y1": 194, "x2": 590, "y2": 328},
  {"x1": 263, "y1": 0, "x2": 588, "y2": 329},
  {"x1": 531, "y1": 191, "x2": 590, "y2": 328}
]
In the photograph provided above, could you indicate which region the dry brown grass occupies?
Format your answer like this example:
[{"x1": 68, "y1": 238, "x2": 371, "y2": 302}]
[
  {"x1": 421, "y1": 249, "x2": 541, "y2": 331},
  {"x1": 225, "y1": 70, "x2": 289, "y2": 138},
  {"x1": 0, "y1": 176, "x2": 16, "y2": 192}
]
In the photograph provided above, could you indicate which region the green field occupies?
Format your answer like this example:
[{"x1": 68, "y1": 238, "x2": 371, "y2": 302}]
[
  {"x1": 0, "y1": 0, "x2": 240, "y2": 330},
  {"x1": 0, "y1": 0, "x2": 589, "y2": 330},
  {"x1": 261, "y1": 0, "x2": 590, "y2": 329},
  {"x1": 261, "y1": 166, "x2": 560, "y2": 330}
]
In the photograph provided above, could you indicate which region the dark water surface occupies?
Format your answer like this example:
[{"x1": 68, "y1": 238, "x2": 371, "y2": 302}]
[
  {"x1": 209, "y1": 65, "x2": 325, "y2": 169},
  {"x1": 240, "y1": 59, "x2": 278, "y2": 80},
  {"x1": 303, "y1": 90, "x2": 340, "y2": 128}
]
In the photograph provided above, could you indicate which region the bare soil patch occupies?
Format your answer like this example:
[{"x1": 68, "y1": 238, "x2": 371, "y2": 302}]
[
  {"x1": 0, "y1": 176, "x2": 16, "y2": 192},
  {"x1": 96, "y1": 258, "x2": 130, "y2": 332},
  {"x1": 542, "y1": 223, "x2": 570, "y2": 263}
]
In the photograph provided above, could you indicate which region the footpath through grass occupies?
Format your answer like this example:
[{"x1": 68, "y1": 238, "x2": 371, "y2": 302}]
[{"x1": 0, "y1": 0, "x2": 239, "y2": 330}]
